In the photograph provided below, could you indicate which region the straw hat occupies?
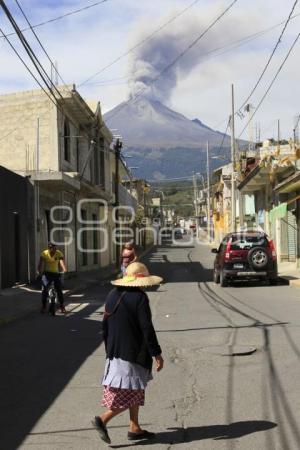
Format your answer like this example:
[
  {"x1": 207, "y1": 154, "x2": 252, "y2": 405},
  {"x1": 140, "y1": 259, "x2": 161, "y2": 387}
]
[{"x1": 112, "y1": 262, "x2": 163, "y2": 287}]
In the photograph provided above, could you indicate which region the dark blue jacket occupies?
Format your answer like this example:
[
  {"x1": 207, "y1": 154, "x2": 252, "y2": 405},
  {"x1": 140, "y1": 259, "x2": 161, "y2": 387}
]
[{"x1": 102, "y1": 287, "x2": 162, "y2": 371}]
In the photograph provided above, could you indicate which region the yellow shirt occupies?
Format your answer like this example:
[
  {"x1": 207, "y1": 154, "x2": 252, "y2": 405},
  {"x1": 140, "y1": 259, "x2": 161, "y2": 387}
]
[{"x1": 41, "y1": 249, "x2": 64, "y2": 273}]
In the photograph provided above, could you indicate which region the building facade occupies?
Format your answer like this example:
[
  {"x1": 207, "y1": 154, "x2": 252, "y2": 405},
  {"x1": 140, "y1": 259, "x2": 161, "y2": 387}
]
[{"x1": 0, "y1": 86, "x2": 116, "y2": 274}]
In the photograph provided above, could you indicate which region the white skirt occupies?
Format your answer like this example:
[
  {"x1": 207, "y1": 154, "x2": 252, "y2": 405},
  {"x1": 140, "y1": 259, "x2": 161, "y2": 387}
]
[{"x1": 102, "y1": 358, "x2": 153, "y2": 390}]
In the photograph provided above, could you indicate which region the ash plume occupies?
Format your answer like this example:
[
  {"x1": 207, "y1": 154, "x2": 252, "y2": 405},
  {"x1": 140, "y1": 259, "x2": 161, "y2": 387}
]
[{"x1": 128, "y1": 4, "x2": 261, "y2": 103}]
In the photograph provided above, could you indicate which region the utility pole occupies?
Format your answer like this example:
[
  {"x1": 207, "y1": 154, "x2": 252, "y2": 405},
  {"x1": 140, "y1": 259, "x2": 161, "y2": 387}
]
[
  {"x1": 35, "y1": 117, "x2": 40, "y2": 269},
  {"x1": 206, "y1": 141, "x2": 211, "y2": 241},
  {"x1": 230, "y1": 84, "x2": 236, "y2": 232},
  {"x1": 192, "y1": 174, "x2": 199, "y2": 238},
  {"x1": 277, "y1": 119, "x2": 281, "y2": 154},
  {"x1": 192, "y1": 174, "x2": 198, "y2": 216},
  {"x1": 245, "y1": 103, "x2": 254, "y2": 152},
  {"x1": 114, "y1": 138, "x2": 122, "y2": 267}
]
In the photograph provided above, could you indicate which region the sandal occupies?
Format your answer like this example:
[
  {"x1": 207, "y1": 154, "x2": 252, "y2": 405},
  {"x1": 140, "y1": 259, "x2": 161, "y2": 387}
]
[{"x1": 92, "y1": 416, "x2": 111, "y2": 444}]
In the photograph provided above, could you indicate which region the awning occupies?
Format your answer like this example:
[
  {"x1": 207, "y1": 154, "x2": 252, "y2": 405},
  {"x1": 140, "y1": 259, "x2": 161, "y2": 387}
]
[
  {"x1": 269, "y1": 203, "x2": 287, "y2": 223},
  {"x1": 275, "y1": 170, "x2": 300, "y2": 193}
]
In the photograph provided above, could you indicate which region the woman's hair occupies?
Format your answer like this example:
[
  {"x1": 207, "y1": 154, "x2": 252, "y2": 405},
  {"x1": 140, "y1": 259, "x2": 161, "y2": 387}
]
[{"x1": 124, "y1": 242, "x2": 134, "y2": 249}]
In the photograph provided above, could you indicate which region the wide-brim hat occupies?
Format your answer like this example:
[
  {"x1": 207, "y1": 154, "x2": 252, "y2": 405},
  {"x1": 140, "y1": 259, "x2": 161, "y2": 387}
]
[{"x1": 111, "y1": 262, "x2": 163, "y2": 287}]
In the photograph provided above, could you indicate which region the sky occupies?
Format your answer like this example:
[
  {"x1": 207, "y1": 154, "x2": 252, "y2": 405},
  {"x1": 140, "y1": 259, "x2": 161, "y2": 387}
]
[{"x1": 1, "y1": 0, "x2": 300, "y2": 141}]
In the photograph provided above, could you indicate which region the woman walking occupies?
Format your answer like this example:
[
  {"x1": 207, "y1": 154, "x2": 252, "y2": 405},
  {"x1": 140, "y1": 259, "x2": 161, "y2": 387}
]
[
  {"x1": 120, "y1": 242, "x2": 137, "y2": 276},
  {"x1": 92, "y1": 262, "x2": 164, "y2": 444}
]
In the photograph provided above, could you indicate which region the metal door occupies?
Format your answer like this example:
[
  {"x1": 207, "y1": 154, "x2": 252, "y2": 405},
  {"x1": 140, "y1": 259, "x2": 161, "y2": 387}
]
[{"x1": 288, "y1": 209, "x2": 297, "y2": 262}]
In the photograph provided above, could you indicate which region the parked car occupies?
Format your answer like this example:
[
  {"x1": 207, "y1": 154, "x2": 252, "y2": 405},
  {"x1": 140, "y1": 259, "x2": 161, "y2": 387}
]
[
  {"x1": 211, "y1": 231, "x2": 278, "y2": 287},
  {"x1": 174, "y1": 229, "x2": 183, "y2": 239}
]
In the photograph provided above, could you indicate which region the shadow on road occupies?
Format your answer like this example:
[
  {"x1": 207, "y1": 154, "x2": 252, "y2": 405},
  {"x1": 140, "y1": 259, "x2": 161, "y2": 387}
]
[
  {"x1": 0, "y1": 287, "x2": 108, "y2": 450},
  {"x1": 146, "y1": 247, "x2": 213, "y2": 283},
  {"x1": 110, "y1": 420, "x2": 277, "y2": 448}
]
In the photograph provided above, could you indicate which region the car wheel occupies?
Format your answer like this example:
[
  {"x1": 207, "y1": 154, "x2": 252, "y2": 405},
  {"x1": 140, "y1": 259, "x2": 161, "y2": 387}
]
[
  {"x1": 248, "y1": 247, "x2": 269, "y2": 270},
  {"x1": 220, "y1": 270, "x2": 228, "y2": 287},
  {"x1": 213, "y1": 269, "x2": 220, "y2": 284}
]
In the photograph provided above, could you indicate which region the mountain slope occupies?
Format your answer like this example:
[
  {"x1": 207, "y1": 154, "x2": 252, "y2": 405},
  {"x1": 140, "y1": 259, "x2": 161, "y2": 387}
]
[
  {"x1": 104, "y1": 97, "x2": 229, "y2": 149},
  {"x1": 103, "y1": 97, "x2": 231, "y2": 179}
]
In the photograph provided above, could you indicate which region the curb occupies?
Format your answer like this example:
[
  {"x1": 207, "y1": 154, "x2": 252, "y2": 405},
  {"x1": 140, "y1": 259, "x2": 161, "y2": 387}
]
[{"x1": 277, "y1": 276, "x2": 300, "y2": 287}]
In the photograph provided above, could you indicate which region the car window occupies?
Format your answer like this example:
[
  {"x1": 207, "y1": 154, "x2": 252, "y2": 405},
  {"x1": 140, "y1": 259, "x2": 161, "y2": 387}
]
[
  {"x1": 230, "y1": 235, "x2": 267, "y2": 250},
  {"x1": 219, "y1": 236, "x2": 230, "y2": 252}
]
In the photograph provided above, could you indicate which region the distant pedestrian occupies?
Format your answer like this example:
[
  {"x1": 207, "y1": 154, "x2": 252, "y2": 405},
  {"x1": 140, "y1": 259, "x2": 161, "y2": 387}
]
[
  {"x1": 92, "y1": 262, "x2": 164, "y2": 444},
  {"x1": 120, "y1": 242, "x2": 137, "y2": 276}
]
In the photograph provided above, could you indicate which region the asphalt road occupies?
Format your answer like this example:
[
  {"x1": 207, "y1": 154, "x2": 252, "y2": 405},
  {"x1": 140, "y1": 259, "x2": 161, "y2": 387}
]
[{"x1": 2, "y1": 239, "x2": 300, "y2": 449}]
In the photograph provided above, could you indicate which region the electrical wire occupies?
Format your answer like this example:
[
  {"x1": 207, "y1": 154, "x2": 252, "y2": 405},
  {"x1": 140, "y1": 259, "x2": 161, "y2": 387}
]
[
  {"x1": 77, "y1": 9, "x2": 300, "y2": 90},
  {"x1": 0, "y1": 26, "x2": 62, "y2": 116},
  {"x1": 105, "y1": 0, "x2": 240, "y2": 124},
  {"x1": 0, "y1": 0, "x2": 64, "y2": 106},
  {"x1": 78, "y1": 0, "x2": 201, "y2": 87},
  {"x1": 294, "y1": 113, "x2": 300, "y2": 131},
  {"x1": 0, "y1": 0, "x2": 96, "y2": 145},
  {"x1": 238, "y1": 0, "x2": 298, "y2": 113},
  {"x1": 85, "y1": 10, "x2": 300, "y2": 90},
  {"x1": 13, "y1": 0, "x2": 67, "y2": 88},
  {"x1": 0, "y1": 0, "x2": 112, "y2": 39},
  {"x1": 216, "y1": 119, "x2": 231, "y2": 154},
  {"x1": 0, "y1": 2, "x2": 123, "y2": 186},
  {"x1": 238, "y1": 32, "x2": 300, "y2": 139}
]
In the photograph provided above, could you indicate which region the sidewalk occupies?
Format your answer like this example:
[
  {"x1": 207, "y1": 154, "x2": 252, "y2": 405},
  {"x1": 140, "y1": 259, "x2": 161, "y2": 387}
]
[
  {"x1": 278, "y1": 261, "x2": 300, "y2": 287},
  {"x1": 0, "y1": 244, "x2": 154, "y2": 325},
  {"x1": 0, "y1": 264, "x2": 119, "y2": 325}
]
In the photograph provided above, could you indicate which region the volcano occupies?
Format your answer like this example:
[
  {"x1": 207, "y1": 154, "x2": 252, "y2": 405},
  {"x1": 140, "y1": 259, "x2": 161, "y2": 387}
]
[{"x1": 103, "y1": 97, "x2": 231, "y2": 179}]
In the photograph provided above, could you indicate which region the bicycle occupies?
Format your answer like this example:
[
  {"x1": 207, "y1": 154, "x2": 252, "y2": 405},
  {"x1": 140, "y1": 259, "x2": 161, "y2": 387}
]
[
  {"x1": 42, "y1": 273, "x2": 65, "y2": 316},
  {"x1": 47, "y1": 280, "x2": 57, "y2": 316}
]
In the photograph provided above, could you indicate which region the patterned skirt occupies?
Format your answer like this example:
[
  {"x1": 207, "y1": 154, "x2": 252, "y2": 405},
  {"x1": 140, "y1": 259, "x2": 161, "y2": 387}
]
[{"x1": 102, "y1": 386, "x2": 145, "y2": 409}]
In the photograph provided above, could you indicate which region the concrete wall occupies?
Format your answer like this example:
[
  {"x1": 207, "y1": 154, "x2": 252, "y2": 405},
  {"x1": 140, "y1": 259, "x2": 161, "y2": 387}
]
[
  {"x1": 0, "y1": 89, "x2": 58, "y2": 172},
  {"x1": 0, "y1": 87, "x2": 115, "y2": 275}
]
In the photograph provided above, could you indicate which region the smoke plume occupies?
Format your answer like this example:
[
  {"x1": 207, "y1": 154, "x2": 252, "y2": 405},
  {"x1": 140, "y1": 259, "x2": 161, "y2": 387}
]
[{"x1": 128, "y1": 4, "x2": 262, "y2": 103}]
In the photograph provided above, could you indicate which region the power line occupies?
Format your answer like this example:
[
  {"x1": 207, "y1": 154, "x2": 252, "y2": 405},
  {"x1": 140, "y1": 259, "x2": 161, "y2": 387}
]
[
  {"x1": 84, "y1": 10, "x2": 300, "y2": 91},
  {"x1": 78, "y1": 0, "x2": 201, "y2": 87},
  {"x1": 0, "y1": 0, "x2": 112, "y2": 40},
  {"x1": 238, "y1": 0, "x2": 298, "y2": 112},
  {"x1": 0, "y1": 0, "x2": 97, "y2": 145},
  {"x1": 294, "y1": 114, "x2": 300, "y2": 131},
  {"x1": 0, "y1": 0, "x2": 64, "y2": 106},
  {"x1": 0, "y1": 26, "x2": 61, "y2": 114},
  {"x1": 13, "y1": 0, "x2": 67, "y2": 88},
  {"x1": 238, "y1": 32, "x2": 300, "y2": 139},
  {"x1": 106, "y1": 0, "x2": 240, "y2": 124},
  {"x1": 148, "y1": 175, "x2": 199, "y2": 182},
  {"x1": 216, "y1": 118, "x2": 231, "y2": 155},
  {"x1": 79, "y1": 10, "x2": 300, "y2": 91}
]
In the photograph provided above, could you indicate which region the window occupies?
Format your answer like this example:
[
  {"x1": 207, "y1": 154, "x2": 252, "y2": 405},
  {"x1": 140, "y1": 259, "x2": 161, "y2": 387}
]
[
  {"x1": 230, "y1": 234, "x2": 267, "y2": 250},
  {"x1": 63, "y1": 119, "x2": 71, "y2": 162}
]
